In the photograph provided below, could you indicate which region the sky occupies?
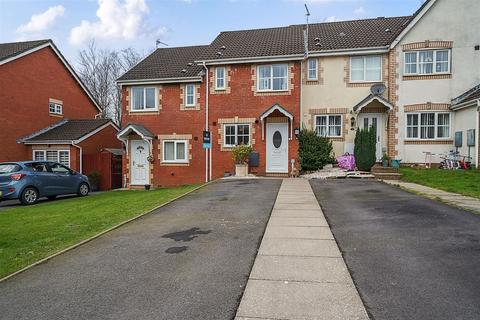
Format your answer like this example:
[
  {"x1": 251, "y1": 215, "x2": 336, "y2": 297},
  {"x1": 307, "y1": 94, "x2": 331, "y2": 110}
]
[{"x1": 0, "y1": 0, "x2": 425, "y2": 66}]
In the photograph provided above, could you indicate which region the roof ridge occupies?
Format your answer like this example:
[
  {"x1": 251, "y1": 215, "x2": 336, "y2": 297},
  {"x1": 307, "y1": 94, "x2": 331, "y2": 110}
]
[{"x1": 0, "y1": 39, "x2": 51, "y2": 46}]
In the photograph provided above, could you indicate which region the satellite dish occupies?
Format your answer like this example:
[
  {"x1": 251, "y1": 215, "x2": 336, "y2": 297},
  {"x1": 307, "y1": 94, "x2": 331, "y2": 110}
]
[{"x1": 370, "y1": 83, "x2": 386, "y2": 95}]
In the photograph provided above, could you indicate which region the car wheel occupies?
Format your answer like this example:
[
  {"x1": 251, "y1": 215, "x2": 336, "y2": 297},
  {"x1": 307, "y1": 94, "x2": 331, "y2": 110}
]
[
  {"x1": 21, "y1": 187, "x2": 39, "y2": 205},
  {"x1": 47, "y1": 196, "x2": 57, "y2": 201},
  {"x1": 78, "y1": 183, "x2": 89, "y2": 197}
]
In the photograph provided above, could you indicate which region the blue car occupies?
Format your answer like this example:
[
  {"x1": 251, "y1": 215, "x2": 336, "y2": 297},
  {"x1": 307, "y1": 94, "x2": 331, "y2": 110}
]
[{"x1": 0, "y1": 161, "x2": 90, "y2": 205}]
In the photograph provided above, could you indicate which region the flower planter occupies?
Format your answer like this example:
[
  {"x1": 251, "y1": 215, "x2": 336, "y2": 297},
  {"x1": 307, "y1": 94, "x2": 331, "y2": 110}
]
[
  {"x1": 382, "y1": 160, "x2": 389, "y2": 167},
  {"x1": 235, "y1": 164, "x2": 248, "y2": 177},
  {"x1": 144, "y1": 184, "x2": 151, "y2": 190}
]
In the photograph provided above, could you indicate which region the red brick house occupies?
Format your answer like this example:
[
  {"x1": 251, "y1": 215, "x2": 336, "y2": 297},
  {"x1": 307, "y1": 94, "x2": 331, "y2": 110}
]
[{"x1": 0, "y1": 39, "x2": 122, "y2": 189}]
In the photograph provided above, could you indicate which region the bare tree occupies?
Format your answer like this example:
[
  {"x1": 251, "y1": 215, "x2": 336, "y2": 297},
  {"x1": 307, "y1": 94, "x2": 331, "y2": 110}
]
[{"x1": 76, "y1": 41, "x2": 143, "y2": 124}]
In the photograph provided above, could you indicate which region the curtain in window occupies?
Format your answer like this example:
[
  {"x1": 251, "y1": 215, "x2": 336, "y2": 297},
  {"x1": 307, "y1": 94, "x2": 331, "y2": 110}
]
[
  {"x1": 365, "y1": 56, "x2": 381, "y2": 81},
  {"x1": 145, "y1": 88, "x2": 156, "y2": 109},
  {"x1": 316, "y1": 116, "x2": 327, "y2": 137},
  {"x1": 406, "y1": 114, "x2": 419, "y2": 138},
  {"x1": 164, "y1": 142, "x2": 175, "y2": 161},
  {"x1": 350, "y1": 57, "x2": 364, "y2": 81},
  {"x1": 132, "y1": 87, "x2": 144, "y2": 110},
  {"x1": 420, "y1": 113, "x2": 435, "y2": 139},
  {"x1": 176, "y1": 142, "x2": 186, "y2": 160},
  {"x1": 272, "y1": 65, "x2": 287, "y2": 90},
  {"x1": 437, "y1": 114, "x2": 450, "y2": 138},
  {"x1": 435, "y1": 50, "x2": 449, "y2": 73},
  {"x1": 258, "y1": 66, "x2": 271, "y2": 90},
  {"x1": 419, "y1": 51, "x2": 434, "y2": 74},
  {"x1": 405, "y1": 52, "x2": 417, "y2": 74}
]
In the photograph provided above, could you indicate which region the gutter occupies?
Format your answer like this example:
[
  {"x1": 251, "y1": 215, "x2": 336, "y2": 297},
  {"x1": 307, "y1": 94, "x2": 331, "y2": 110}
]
[
  {"x1": 116, "y1": 76, "x2": 202, "y2": 85},
  {"x1": 71, "y1": 142, "x2": 83, "y2": 174}
]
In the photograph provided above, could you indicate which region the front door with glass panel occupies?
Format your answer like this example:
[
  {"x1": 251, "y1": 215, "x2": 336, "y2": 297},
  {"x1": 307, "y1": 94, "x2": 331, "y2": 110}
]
[
  {"x1": 266, "y1": 123, "x2": 288, "y2": 173},
  {"x1": 131, "y1": 140, "x2": 149, "y2": 185},
  {"x1": 357, "y1": 113, "x2": 383, "y2": 160}
]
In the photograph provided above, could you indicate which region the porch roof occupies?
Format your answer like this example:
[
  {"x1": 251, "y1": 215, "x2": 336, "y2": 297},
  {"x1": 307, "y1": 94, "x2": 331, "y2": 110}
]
[
  {"x1": 260, "y1": 103, "x2": 294, "y2": 121},
  {"x1": 117, "y1": 123, "x2": 154, "y2": 141},
  {"x1": 353, "y1": 94, "x2": 393, "y2": 113}
]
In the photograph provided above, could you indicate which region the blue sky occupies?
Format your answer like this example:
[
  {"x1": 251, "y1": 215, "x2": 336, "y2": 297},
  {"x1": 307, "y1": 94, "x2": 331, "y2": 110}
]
[{"x1": 0, "y1": 0, "x2": 424, "y2": 65}]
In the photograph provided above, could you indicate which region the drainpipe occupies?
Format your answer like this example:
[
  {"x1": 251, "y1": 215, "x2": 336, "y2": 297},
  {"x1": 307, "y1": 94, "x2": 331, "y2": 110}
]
[
  {"x1": 72, "y1": 141, "x2": 83, "y2": 174},
  {"x1": 202, "y1": 62, "x2": 210, "y2": 182},
  {"x1": 477, "y1": 99, "x2": 480, "y2": 168}
]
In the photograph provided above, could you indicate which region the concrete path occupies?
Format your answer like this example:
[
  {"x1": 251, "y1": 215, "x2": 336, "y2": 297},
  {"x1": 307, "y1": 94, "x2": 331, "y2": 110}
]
[
  {"x1": 383, "y1": 180, "x2": 480, "y2": 213},
  {"x1": 235, "y1": 178, "x2": 368, "y2": 320}
]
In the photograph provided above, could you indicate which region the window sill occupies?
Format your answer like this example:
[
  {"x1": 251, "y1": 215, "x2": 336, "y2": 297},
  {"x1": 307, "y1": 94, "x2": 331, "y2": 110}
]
[
  {"x1": 160, "y1": 161, "x2": 189, "y2": 166},
  {"x1": 49, "y1": 113, "x2": 64, "y2": 118},
  {"x1": 404, "y1": 139, "x2": 453, "y2": 145},
  {"x1": 130, "y1": 109, "x2": 159, "y2": 113},
  {"x1": 257, "y1": 89, "x2": 289, "y2": 93},
  {"x1": 402, "y1": 74, "x2": 452, "y2": 81}
]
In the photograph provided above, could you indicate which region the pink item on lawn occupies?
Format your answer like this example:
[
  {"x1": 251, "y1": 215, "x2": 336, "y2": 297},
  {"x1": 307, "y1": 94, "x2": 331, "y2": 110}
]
[{"x1": 336, "y1": 153, "x2": 356, "y2": 171}]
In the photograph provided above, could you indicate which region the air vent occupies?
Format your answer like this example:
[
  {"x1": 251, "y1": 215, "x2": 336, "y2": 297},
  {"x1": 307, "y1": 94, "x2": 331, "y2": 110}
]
[
  {"x1": 181, "y1": 69, "x2": 187, "y2": 73},
  {"x1": 220, "y1": 45, "x2": 226, "y2": 50}
]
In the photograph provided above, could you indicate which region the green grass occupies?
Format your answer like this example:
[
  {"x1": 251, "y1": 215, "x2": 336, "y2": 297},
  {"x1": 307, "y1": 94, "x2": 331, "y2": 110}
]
[
  {"x1": 399, "y1": 167, "x2": 480, "y2": 199},
  {"x1": 0, "y1": 185, "x2": 199, "y2": 279}
]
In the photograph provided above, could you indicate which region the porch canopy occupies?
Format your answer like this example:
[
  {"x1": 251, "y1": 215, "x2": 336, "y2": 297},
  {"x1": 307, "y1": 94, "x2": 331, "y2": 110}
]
[
  {"x1": 260, "y1": 103, "x2": 294, "y2": 140},
  {"x1": 117, "y1": 123, "x2": 154, "y2": 155},
  {"x1": 353, "y1": 94, "x2": 394, "y2": 114}
]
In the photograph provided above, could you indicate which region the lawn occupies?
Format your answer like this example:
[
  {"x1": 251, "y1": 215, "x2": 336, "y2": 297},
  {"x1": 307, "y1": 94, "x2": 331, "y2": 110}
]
[
  {"x1": 399, "y1": 167, "x2": 480, "y2": 199},
  {"x1": 0, "y1": 185, "x2": 199, "y2": 279}
]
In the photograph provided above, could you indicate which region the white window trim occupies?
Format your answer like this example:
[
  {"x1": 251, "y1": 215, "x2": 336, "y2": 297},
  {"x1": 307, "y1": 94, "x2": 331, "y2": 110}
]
[
  {"x1": 49, "y1": 102, "x2": 63, "y2": 115},
  {"x1": 33, "y1": 149, "x2": 70, "y2": 167},
  {"x1": 184, "y1": 84, "x2": 196, "y2": 107},
  {"x1": 404, "y1": 112, "x2": 452, "y2": 140},
  {"x1": 349, "y1": 55, "x2": 383, "y2": 83},
  {"x1": 223, "y1": 123, "x2": 251, "y2": 147},
  {"x1": 130, "y1": 87, "x2": 158, "y2": 112},
  {"x1": 256, "y1": 64, "x2": 289, "y2": 92},
  {"x1": 215, "y1": 67, "x2": 226, "y2": 90},
  {"x1": 314, "y1": 115, "x2": 343, "y2": 138},
  {"x1": 403, "y1": 49, "x2": 451, "y2": 76},
  {"x1": 307, "y1": 58, "x2": 318, "y2": 81},
  {"x1": 162, "y1": 140, "x2": 189, "y2": 163}
]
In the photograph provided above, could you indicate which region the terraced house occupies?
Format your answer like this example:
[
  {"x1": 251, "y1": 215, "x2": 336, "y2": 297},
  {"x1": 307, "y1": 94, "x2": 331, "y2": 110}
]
[{"x1": 117, "y1": 0, "x2": 479, "y2": 188}]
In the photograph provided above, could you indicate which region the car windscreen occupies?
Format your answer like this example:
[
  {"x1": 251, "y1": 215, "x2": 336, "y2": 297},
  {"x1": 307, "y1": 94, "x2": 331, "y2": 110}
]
[{"x1": 0, "y1": 163, "x2": 21, "y2": 173}]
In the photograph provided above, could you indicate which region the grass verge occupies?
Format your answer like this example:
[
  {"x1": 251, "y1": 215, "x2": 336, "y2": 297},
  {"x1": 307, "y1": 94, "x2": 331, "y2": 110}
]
[
  {"x1": 0, "y1": 185, "x2": 199, "y2": 279},
  {"x1": 399, "y1": 167, "x2": 479, "y2": 199}
]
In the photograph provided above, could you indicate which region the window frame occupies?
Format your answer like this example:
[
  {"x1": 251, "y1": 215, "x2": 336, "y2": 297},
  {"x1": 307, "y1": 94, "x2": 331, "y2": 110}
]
[
  {"x1": 215, "y1": 67, "x2": 226, "y2": 90},
  {"x1": 49, "y1": 102, "x2": 63, "y2": 115},
  {"x1": 349, "y1": 55, "x2": 382, "y2": 83},
  {"x1": 403, "y1": 49, "x2": 451, "y2": 76},
  {"x1": 223, "y1": 124, "x2": 251, "y2": 147},
  {"x1": 307, "y1": 58, "x2": 318, "y2": 81},
  {"x1": 257, "y1": 64, "x2": 289, "y2": 92},
  {"x1": 162, "y1": 140, "x2": 189, "y2": 163},
  {"x1": 130, "y1": 87, "x2": 158, "y2": 112},
  {"x1": 33, "y1": 150, "x2": 70, "y2": 167},
  {"x1": 314, "y1": 115, "x2": 343, "y2": 138},
  {"x1": 184, "y1": 84, "x2": 196, "y2": 107},
  {"x1": 404, "y1": 112, "x2": 452, "y2": 140}
]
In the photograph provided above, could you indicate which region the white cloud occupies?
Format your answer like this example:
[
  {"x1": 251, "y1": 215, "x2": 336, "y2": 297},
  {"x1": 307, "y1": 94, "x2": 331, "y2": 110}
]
[
  {"x1": 354, "y1": 6, "x2": 365, "y2": 15},
  {"x1": 324, "y1": 16, "x2": 337, "y2": 22},
  {"x1": 17, "y1": 5, "x2": 65, "y2": 34},
  {"x1": 69, "y1": 0, "x2": 166, "y2": 45}
]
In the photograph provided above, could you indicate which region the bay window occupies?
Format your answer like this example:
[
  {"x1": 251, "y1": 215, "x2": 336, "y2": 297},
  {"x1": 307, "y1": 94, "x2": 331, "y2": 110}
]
[
  {"x1": 223, "y1": 124, "x2": 250, "y2": 147},
  {"x1": 257, "y1": 64, "x2": 288, "y2": 91},
  {"x1": 163, "y1": 140, "x2": 188, "y2": 163},
  {"x1": 404, "y1": 49, "x2": 451, "y2": 75},
  {"x1": 315, "y1": 115, "x2": 342, "y2": 137},
  {"x1": 131, "y1": 87, "x2": 157, "y2": 111},
  {"x1": 406, "y1": 112, "x2": 451, "y2": 139},
  {"x1": 350, "y1": 56, "x2": 382, "y2": 82}
]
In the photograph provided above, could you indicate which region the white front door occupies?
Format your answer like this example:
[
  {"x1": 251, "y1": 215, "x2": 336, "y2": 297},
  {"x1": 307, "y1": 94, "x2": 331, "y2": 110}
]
[
  {"x1": 130, "y1": 140, "x2": 150, "y2": 185},
  {"x1": 266, "y1": 123, "x2": 289, "y2": 173},
  {"x1": 358, "y1": 113, "x2": 383, "y2": 160}
]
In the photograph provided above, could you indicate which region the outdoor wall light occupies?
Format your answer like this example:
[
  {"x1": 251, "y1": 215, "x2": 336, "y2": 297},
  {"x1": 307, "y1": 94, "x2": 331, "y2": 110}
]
[
  {"x1": 350, "y1": 117, "x2": 356, "y2": 130},
  {"x1": 294, "y1": 128, "x2": 300, "y2": 138}
]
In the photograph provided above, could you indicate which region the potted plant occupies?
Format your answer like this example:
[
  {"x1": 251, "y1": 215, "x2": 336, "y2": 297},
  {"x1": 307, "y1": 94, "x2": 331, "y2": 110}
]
[
  {"x1": 87, "y1": 171, "x2": 101, "y2": 191},
  {"x1": 231, "y1": 144, "x2": 253, "y2": 177},
  {"x1": 381, "y1": 153, "x2": 391, "y2": 167}
]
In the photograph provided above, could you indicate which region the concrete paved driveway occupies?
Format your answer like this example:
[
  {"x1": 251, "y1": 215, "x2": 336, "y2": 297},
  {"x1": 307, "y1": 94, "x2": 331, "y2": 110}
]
[
  {"x1": 0, "y1": 179, "x2": 281, "y2": 320},
  {"x1": 310, "y1": 179, "x2": 480, "y2": 320}
]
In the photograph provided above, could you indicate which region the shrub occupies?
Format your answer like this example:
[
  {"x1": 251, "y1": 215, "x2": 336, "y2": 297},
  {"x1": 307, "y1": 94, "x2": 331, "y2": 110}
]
[
  {"x1": 231, "y1": 144, "x2": 253, "y2": 164},
  {"x1": 87, "y1": 171, "x2": 101, "y2": 190},
  {"x1": 354, "y1": 127, "x2": 376, "y2": 171},
  {"x1": 298, "y1": 129, "x2": 334, "y2": 172}
]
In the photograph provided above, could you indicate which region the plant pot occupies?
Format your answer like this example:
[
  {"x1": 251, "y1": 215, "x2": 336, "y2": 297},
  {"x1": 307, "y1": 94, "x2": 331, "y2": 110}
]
[
  {"x1": 144, "y1": 184, "x2": 151, "y2": 190},
  {"x1": 235, "y1": 163, "x2": 248, "y2": 177},
  {"x1": 382, "y1": 160, "x2": 389, "y2": 167},
  {"x1": 391, "y1": 160, "x2": 401, "y2": 168}
]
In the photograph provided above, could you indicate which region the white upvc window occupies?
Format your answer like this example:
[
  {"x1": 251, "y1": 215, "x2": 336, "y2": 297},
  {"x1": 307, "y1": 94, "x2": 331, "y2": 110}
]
[
  {"x1": 185, "y1": 84, "x2": 196, "y2": 106},
  {"x1": 131, "y1": 87, "x2": 157, "y2": 111},
  {"x1": 33, "y1": 150, "x2": 70, "y2": 166},
  {"x1": 49, "y1": 102, "x2": 62, "y2": 115},
  {"x1": 403, "y1": 49, "x2": 451, "y2": 75},
  {"x1": 223, "y1": 124, "x2": 250, "y2": 147},
  {"x1": 350, "y1": 56, "x2": 382, "y2": 82},
  {"x1": 162, "y1": 140, "x2": 188, "y2": 163},
  {"x1": 405, "y1": 112, "x2": 451, "y2": 140},
  {"x1": 315, "y1": 115, "x2": 342, "y2": 138},
  {"x1": 215, "y1": 67, "x2": 226, "y2": 90},
  {"x1": 307, "y1": 58, "x2": 318, "y2": 80},
  {"x1": 257, "y1": 64, "x2": 288, "y2": 91}
]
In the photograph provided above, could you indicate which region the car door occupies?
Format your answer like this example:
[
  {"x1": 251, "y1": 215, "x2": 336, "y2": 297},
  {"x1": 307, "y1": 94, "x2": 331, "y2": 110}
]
[
  {"x1": 27, "y1": 162, "x2": 59, "y2": 196},
  {"x1": 48, "y1": 163, "x2": 77, "y2": 194}
]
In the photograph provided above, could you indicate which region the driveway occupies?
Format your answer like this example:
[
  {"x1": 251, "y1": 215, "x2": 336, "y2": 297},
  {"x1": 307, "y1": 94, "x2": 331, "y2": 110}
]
[
  {"x1": 310, "y1": 179, "x2": 480, "y2": 320},
  {"x1": 0, "y1": 179, "x2": 281, "y2": 320}
]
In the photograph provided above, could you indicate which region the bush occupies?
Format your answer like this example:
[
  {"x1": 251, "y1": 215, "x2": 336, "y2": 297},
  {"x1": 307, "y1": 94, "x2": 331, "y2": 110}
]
[
  {"x1": 298, "y1": 129, "x2": 334, "y2": 172},
  {"x1": 87, "y1": 171, "x2": 101, "y2": 190},
  {"x1": 231, "y1": 144, "x2": 253, "y2": 164},
  {"x1": 354, "y1": 127, "x2": 376, "y2": 171}
]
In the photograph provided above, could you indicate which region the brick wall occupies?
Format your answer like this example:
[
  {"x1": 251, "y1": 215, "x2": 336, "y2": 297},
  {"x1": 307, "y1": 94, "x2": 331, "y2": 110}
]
[{"x1": 0, "y1": 47, "x2": 99, "y2": 162}]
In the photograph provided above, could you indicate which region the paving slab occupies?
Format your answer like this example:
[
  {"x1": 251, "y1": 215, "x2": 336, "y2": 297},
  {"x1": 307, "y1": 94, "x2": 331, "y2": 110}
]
[
  {"x1": 271, "y1": 208, "x2": 324, "y2": 218},
  {"x1": 268, "y1": 216, "x2": 328, "y2": 227},
  {"x1": 273, "y1": 203, "x2": 321, "y2": 210},
  {"x1": 263, "y1": 225, "x2": 333, "y2": 239},
  {"x1": 259, "y1": 238, "x2": 341, "y2": 257}
]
